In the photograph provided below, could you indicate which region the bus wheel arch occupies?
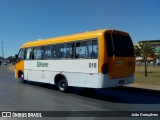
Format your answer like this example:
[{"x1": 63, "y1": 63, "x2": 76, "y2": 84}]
[{"x1": 54, "y1": 74, "x2": 68, "y2": 92}]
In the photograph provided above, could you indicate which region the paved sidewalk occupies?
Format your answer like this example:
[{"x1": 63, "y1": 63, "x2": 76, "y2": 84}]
[{"x1": 126, "y1": 83, "x2": 160, "y2": 91}]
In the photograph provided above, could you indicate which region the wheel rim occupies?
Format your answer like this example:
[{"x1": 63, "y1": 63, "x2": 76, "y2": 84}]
[
  {"x1": 59, "y1": 80, "x2": 65, "y2": 91},
  {"x1": 20, "y1": 74, "x2": 25, "y2": 83},
  {"x1": 58, "y1": 79, "x2": 67, "y2": 92},
  {"x1": 20, "y1": 74, "x2": 24, "y2": 80}
]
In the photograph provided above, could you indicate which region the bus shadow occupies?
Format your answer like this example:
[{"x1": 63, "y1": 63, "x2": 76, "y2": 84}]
[
  {"x1": 26, "y1": 81, "x2": 58, "y2": 90},
  {"x1": 70, "y1": 86, "x2": 160, "y2": 104},
  {"x1": 25, "y1": 81, "x2": 160, "y2": 104}
]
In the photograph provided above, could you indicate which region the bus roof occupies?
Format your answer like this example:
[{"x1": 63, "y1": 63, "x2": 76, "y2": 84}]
[{"x1": 21, "y1": 29, "x2": 127, "y2": 48}]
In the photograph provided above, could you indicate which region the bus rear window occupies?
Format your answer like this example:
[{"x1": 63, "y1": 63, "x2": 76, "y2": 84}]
[{"x1": 106, "y1": 33, "x2": 134, "y2": 57}]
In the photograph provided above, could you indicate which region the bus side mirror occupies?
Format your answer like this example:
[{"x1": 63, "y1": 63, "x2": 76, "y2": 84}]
[
  {"x1": 15, "y1": 54, "x2": 18, "y2": 59},
  {"x1": 15, "y1": 54, "x2": 20, "y2": 62}
]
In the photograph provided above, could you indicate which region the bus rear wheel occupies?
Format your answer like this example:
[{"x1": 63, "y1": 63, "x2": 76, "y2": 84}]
[{"x1": 57, "y1": 79, "x2": 68, "y2": 92}]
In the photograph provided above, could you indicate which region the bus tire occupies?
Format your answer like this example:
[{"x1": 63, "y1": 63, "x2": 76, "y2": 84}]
[
  {"x1": 20, "y1": 73, "x2": 26, "y2": 83},
  {"x1": 57, "y1": 78, "x2": 68, "y2": 92}
]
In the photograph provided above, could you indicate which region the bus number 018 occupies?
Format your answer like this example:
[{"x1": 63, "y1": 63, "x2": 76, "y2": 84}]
[{"x1": 89, "y1": 63, "x2": 97, "y2": 68}]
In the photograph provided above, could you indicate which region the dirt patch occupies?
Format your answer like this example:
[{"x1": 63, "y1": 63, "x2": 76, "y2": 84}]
[{"x1": 9, "y1": 65, "x2": 15, "y2": 71}]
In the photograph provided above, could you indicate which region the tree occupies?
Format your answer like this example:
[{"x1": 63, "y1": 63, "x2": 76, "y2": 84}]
[{"x1": 134, "y1": 42, "x2": 155, "y2": 77}]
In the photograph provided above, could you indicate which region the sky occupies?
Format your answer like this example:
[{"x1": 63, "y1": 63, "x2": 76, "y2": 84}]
[{"x1": 0, "y1": 0, "x2": 160, "y2": 57}]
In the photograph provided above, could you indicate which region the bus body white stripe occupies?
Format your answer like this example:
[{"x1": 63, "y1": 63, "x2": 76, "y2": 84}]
[
  {"x1": 24, "y1": 59, "x2": 98, "y2": 74},
  {"x1": 23, "y1": 59, "x2": 134, "y2": 88},
  {"x1": 24, "y1": 70, "x2": 134, "y2": 88}
]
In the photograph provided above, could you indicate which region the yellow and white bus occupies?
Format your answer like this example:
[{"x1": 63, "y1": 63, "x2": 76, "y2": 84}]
[{"x1": 15, "y1": 29, "x2": 135, "y2": 92}]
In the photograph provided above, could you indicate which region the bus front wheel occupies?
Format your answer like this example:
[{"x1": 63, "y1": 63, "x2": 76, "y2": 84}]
[
  {"x1": 20, "y1": 73, "x2": 26, "y2": 83},
  {"x1": 57, "y1": 79, "x2": 68, "y2": 92}
]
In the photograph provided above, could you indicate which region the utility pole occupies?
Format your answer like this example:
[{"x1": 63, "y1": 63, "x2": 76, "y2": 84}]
[{"x1": 1, "y1": 41, "x2": 4, "y2": 58}]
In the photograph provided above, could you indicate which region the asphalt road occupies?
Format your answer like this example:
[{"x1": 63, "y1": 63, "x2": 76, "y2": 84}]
[{"x1": 0, "y1": 65, "x2": 160, "y2": 120}]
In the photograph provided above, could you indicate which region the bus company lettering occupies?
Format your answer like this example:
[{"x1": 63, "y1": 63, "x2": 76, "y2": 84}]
[{"x1": 37, "y1": 62, "x2": 48, "y2": 67}]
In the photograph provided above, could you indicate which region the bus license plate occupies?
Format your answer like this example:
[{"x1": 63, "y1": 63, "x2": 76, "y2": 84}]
[{"x1": 119, "y1": 80, "x2": 125, "y2": 84}]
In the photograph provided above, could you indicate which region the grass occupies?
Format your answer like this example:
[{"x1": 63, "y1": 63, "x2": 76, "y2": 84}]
[{"x1": 135, "y1": 66, "x2": 160, "y2": 85}]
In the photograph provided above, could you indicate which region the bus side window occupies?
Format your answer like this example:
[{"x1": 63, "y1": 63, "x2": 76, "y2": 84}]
[
  {"x1": 88, "y1": 39, "x2": 98, "y2": 58},
  {"x1": 52, "y1": 45, "x2": 58, "y2": 59},
  {"x1": 44, "y1": 45, "x2": 52, "y2": 59},
  {"x1": 57, "y1": 44, "x2": 66, "y2": 59},
  {"x1": 65, "y1": 42, "x2": 75, "y2": 58},
  {"x1": 32, "y1": 48, "x2": 36, "y2": 59},
  {"x1": 33, "y1": 46, "x2": 44, "y2": 60},
  {"x1": 76, "y1": 41, "x2": 88, "y2": 58},
  {"x1": 25, "y1": 48, "x2": 33, "y2": 60}
]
